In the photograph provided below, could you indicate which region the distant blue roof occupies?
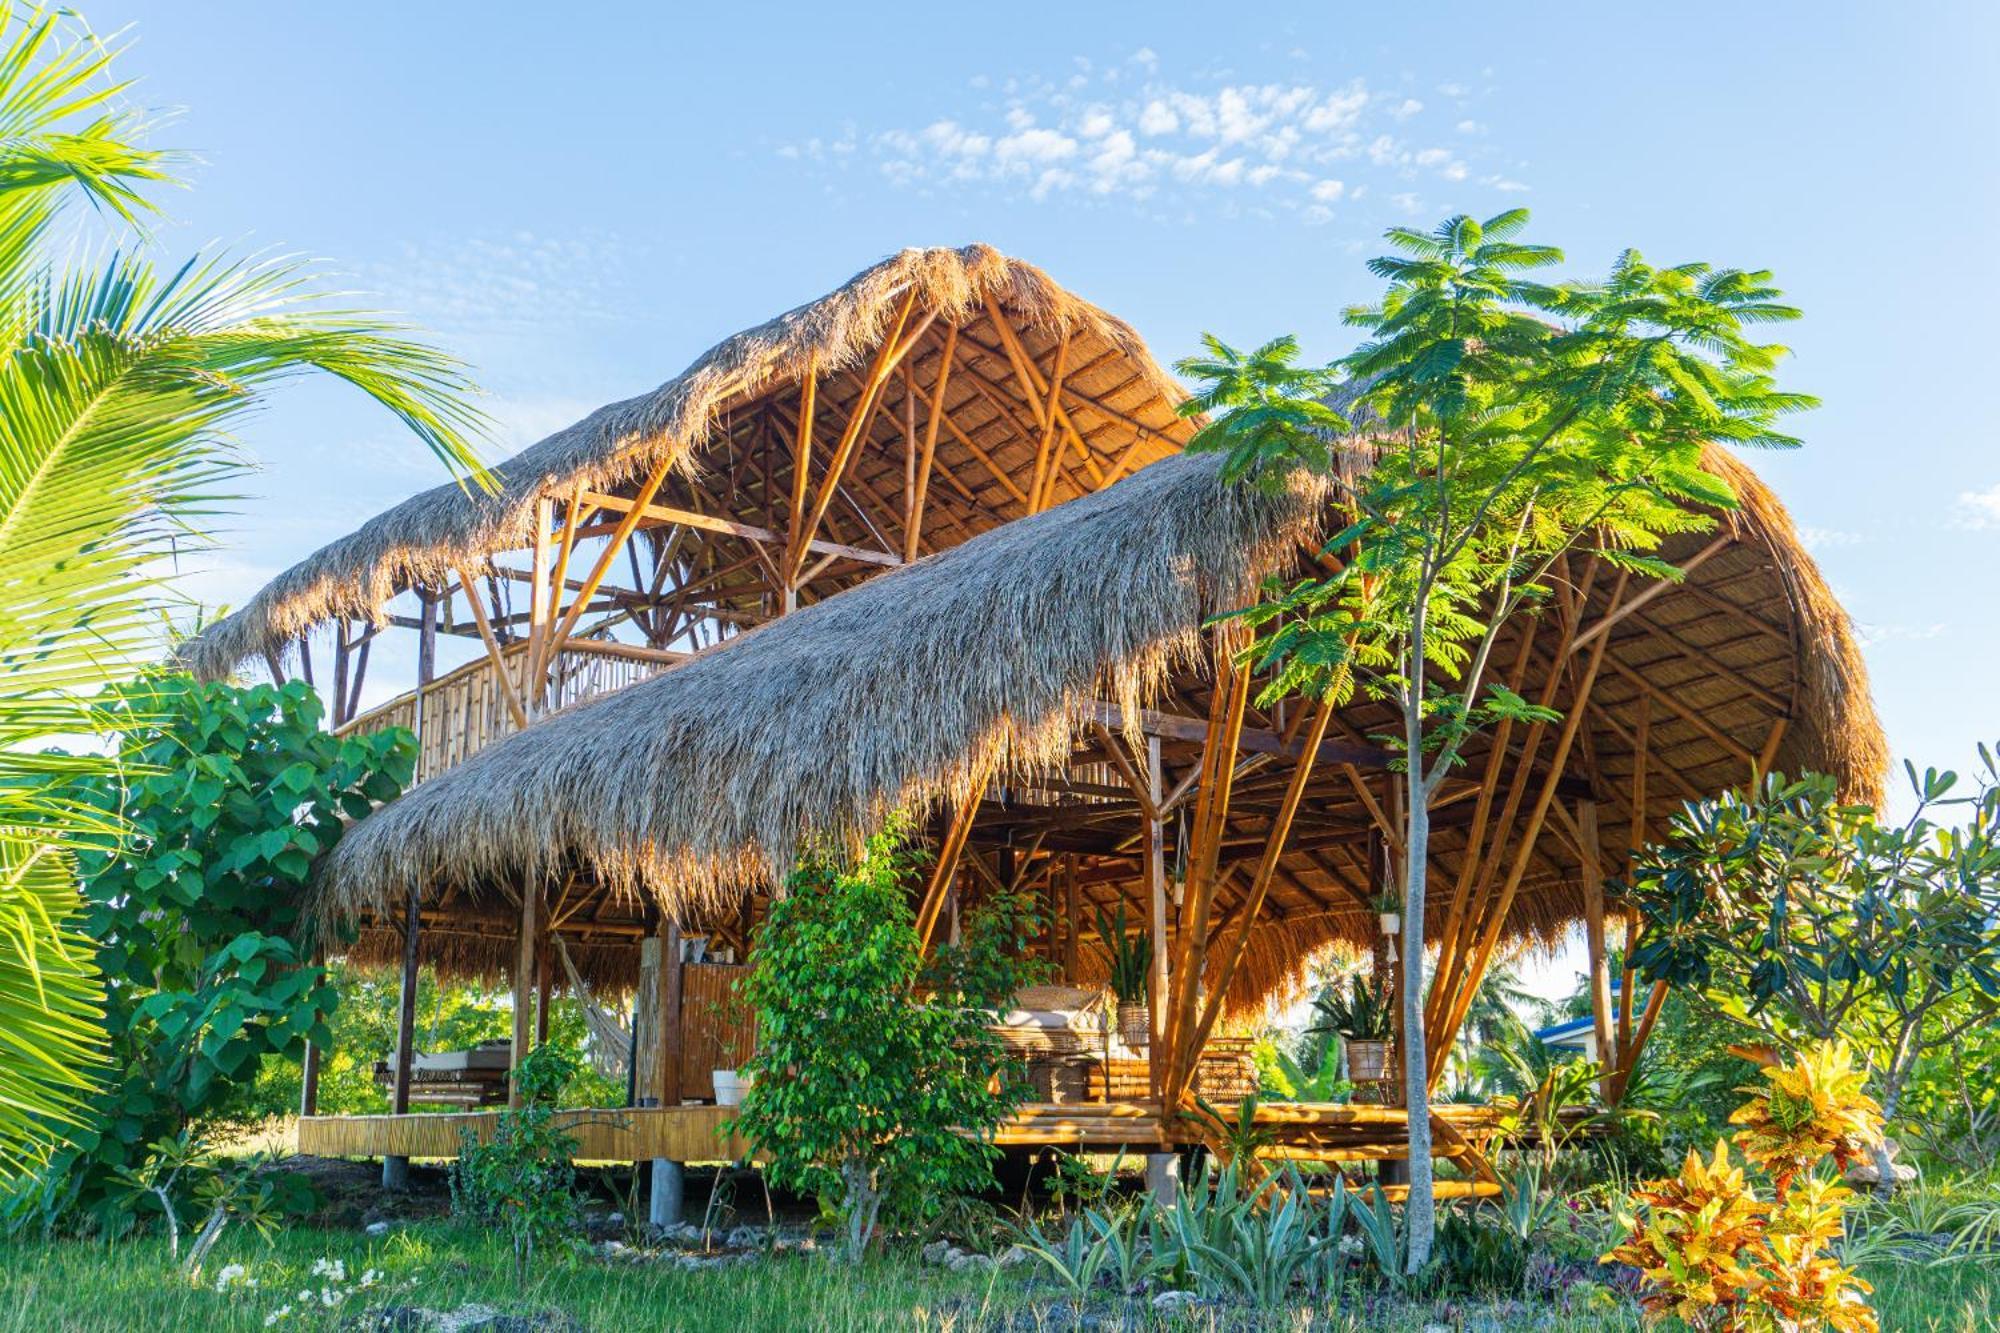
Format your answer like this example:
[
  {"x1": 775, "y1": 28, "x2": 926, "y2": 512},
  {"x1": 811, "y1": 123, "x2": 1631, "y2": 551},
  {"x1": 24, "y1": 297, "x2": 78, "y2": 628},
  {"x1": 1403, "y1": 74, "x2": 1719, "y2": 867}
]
[{"x1": 1533, "y1": 1015, "x2": 1597, "y2": 1045}]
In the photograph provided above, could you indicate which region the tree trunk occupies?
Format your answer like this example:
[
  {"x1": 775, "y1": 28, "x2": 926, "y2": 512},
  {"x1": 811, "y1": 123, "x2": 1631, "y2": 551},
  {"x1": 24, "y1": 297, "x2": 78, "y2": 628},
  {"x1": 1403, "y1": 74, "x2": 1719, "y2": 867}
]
[{"x1": 1401, "y1": 777, "x2": 1434, "y2": 1273}]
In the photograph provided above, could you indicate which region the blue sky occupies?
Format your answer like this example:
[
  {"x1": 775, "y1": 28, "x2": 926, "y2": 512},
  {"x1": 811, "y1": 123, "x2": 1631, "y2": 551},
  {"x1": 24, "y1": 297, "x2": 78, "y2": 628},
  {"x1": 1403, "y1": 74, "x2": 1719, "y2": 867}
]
[{"x1": 99, "y1": 2, "x2": 1998, "y2": 823}]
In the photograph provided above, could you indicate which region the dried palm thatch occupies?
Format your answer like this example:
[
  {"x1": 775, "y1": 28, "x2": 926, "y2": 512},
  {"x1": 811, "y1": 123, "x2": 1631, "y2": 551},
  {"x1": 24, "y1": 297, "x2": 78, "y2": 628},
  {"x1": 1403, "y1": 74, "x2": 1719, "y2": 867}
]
[
  {"x1": 317, "y1": 435, "x2": 1886, "y2": 979},
  {"x1": 318, "y1": 448, "x2": 1323, "y2": 922},
  {"x1": 177, "y1": 243, "x2": 1183, "y2": 681}
]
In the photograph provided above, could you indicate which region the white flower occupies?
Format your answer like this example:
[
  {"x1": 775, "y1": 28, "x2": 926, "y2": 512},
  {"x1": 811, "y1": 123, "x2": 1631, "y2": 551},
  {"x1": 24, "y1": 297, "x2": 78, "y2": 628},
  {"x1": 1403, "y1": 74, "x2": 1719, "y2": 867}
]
[
  {"x1": 214, "y1": 1263, "x2": 249, "y2": 1293},
  {"x1": 360, "y1": 1268, "x2": 382, "y2": 1289},
  {"x1": 263, "y1": 1306, "x2": 293, "y2": 1327}
]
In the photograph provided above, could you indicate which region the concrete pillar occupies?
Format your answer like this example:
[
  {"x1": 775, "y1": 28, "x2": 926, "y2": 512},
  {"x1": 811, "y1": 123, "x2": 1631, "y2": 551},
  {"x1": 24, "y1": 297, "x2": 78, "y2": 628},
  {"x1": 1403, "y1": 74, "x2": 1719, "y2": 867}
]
[
  {"x1": 1145, "y1": 1152, "x2": 1180, "y2": 1206},
  {"x1": 650, "y1": 1159, "x2": 685, "y2": 1228}
]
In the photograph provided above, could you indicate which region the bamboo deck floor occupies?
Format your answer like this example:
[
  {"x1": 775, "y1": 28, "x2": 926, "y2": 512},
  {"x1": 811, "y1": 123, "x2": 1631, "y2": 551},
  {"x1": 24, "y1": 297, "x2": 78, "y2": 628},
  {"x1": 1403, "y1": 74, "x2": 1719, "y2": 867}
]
[{"x1": 295, "y1": 1100, "x2": 1520, "y2": 1169}]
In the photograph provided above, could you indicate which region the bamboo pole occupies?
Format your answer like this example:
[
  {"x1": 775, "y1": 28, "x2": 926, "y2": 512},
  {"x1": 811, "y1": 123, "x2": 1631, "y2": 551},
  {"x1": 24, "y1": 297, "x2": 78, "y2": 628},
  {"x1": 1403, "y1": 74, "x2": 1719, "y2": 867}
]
[
  {"x1": 510, "y1": 884, "x2": 540, "y2": 1109},
  {"x1": 905, "y1": 324, "x2": 956, "y2": 563}
]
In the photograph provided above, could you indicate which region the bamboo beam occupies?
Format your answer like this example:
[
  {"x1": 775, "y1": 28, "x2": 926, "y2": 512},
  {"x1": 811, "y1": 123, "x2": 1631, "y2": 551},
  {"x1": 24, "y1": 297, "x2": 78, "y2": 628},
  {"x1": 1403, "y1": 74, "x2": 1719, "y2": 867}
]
[
  {"x1": 544, "y1": 460, "x2": 676, "y2": 675},
  {"x1": 917, "y1": 754, "x2": 997, "y2": 952},
  {"x1": 1568, "y1": 535, "x2": 1730, "y2": 656},
  {"x1": 582, "y1": 491, "x2": 902, "y2": 569},
  {"x1": 1027, "y1": 329, "x2": 1071, "y2": 512},
  {"x1": 789, "y1": 294, "x2": 927, "y2": 584},
  {"x1": 905, "y1": 323, "x2": 957, "y2": 562},
  {"x1": 1180, "y1": 704, "x2": 1335, "y2": 1082},
  {"x1": 454, "y1": 566, "x2": 530, "y2": 731},
  {"x1": 1429, "y1": 571, "x2": 1628, "y2": 1081}
]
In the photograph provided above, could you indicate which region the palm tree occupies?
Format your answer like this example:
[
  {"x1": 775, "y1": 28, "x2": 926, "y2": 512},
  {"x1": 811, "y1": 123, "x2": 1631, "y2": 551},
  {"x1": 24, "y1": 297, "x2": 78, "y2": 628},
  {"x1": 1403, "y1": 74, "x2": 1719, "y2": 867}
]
[{"x1": 0, "y1": 8, "x2": 487, "y2": 1176}]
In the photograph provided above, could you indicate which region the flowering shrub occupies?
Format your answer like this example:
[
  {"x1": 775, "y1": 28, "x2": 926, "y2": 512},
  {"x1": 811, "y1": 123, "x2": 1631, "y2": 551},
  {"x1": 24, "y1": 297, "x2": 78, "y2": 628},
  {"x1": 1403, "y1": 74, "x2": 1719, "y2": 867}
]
[
  {"x1": 260, "y1": 1258, "x2": 383, "y2": 1326},
  {"x1": 1604, "y1": 1040, "x2": 1882, "y2": 1331}
]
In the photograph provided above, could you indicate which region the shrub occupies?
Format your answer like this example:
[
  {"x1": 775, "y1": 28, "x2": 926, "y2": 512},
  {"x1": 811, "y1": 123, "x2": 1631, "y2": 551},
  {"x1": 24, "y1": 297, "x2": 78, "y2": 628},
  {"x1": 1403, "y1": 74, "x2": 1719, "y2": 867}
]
[
  {"x1": 1604, "y1": 1040, "x2": 1883, "y2": 1331},
  {"x1": 735, "y1": 824, "x2": 1039, "y2": 1263},
  {"x1": 448, "y1": 1043, "x2": 582, "y2": 1284},
  {"x1": 14, "y1": 676, "x2": 410, "y2": 1234}
]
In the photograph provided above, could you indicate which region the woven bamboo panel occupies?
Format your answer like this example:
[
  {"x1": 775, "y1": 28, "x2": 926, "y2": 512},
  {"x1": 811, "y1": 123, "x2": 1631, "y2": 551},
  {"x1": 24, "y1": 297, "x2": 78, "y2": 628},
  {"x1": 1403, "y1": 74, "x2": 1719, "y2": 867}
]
[
  {"x1": 680, "y1": 963, "x2": 755, "y2": 1099},
  {"x1": 298, "y1": 1105, "x2": 749, "y2": 1163},
  {"x1": 1085, "y1": 1040, "x2": 1258, "y2": 1103}
]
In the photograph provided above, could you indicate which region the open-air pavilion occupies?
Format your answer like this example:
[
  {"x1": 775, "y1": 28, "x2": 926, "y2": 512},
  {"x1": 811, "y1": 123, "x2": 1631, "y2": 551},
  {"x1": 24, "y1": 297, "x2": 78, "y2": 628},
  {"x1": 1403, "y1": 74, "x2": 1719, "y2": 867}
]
[{"x1": 182, "y1": 244, "x2": 1887, "y2": 1206}]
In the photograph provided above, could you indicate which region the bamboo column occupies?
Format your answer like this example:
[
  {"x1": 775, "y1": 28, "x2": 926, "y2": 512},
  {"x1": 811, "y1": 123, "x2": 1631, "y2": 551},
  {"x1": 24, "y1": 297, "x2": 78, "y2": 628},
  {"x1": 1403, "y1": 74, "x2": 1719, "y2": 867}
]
[
  {"x1": 382, "y1": 592, "x2": 436, "y2": 1190},
  {"x1": 1144, "y1": 735, "x2": 1168, "y2": 1099},
  {"x1": 1063, "y1": 855, "x2": 1080, "y2": 982},
  {"x1": 1578, "y1": 800, "x2": 1619, "y2": 1100},
  {"x1": 510, "y1": 883, "x2": 540, "y2": 1110}
]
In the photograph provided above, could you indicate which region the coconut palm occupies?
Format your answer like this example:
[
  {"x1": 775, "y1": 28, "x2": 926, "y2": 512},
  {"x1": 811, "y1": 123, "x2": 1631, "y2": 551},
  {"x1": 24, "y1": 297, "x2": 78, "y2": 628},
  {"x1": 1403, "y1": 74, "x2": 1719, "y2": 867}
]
[{"x1": 0, "y1": 8, "x2": 487, "y2": 1176}]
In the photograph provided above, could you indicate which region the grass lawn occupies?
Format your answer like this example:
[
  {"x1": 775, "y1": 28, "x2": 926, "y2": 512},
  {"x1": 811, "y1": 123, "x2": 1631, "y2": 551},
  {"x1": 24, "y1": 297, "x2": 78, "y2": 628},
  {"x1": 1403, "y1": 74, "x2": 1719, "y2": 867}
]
[{"x1": 1, "y1": 1223, "x2": 1996, "y2": 1331}]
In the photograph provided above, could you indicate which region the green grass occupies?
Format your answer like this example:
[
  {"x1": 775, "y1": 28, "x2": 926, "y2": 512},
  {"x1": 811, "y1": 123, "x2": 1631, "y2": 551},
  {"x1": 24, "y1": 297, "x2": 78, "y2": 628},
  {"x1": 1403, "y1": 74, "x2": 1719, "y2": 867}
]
[{"x1": 0, "y1": 1224, "x2": 1994, "y2": 1331}]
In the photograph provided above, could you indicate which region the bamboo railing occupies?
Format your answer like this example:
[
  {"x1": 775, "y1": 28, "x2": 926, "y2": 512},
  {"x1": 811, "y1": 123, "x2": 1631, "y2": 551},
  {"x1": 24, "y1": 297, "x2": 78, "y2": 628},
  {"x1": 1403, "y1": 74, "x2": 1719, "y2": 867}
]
[{"x1": 334, "y1": 639, "x2": 676, "y2": 784}]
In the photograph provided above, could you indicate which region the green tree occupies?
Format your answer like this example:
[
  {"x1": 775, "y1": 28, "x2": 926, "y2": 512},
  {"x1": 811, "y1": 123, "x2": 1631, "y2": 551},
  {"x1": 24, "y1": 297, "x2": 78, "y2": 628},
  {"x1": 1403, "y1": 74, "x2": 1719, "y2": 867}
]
[
  {"x1": 0, "y1": 6, "x2": 484, "y2": 1178},
  {"x1": 1626, "y1": 758, "x2": 2000, "y2": 1186},
  {"x1": 1183, "y1": 209, "x2": 1811, "y2": 1267},
  {"x1": 22, "y1": 675, "x2": 411, "y2": 1232},
  {"x1": 735, "y1": 827, "x2": 1039, "y2": 1263}
]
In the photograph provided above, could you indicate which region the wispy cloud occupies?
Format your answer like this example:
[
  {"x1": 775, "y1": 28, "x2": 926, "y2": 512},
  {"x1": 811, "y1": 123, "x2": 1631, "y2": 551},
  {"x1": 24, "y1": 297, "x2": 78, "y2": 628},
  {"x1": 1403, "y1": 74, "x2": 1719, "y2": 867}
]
[
  {"x1": 781, "y1": 49, "x2": 1520, "y2": 223},
  {"x1": 360, "y1": 228, "x2": 651, "y2": 337},
  {"x1": 1857, "y1": 620, "x2": 1949, "y2": 647},
  {"x1": 1797, "y1": 525, "x2": 1863, "y2": 552},
  {"x1": 1953, "y1": 483, "x2": 2000, "y2": 529}
]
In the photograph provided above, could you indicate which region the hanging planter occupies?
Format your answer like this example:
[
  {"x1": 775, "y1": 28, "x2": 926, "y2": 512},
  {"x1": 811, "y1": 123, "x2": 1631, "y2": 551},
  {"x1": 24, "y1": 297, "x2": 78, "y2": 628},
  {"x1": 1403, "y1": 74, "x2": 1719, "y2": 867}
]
[
  {"x1": 1377, "y1": 912, "x2": 1401, "y2": 937},
  {"x1": 1118, "y1": 1002, "x2": 1152, "y2": 1050},
  {"x1": 1343, "y1": 1038, "x2": 1392, "y2": 1084}
]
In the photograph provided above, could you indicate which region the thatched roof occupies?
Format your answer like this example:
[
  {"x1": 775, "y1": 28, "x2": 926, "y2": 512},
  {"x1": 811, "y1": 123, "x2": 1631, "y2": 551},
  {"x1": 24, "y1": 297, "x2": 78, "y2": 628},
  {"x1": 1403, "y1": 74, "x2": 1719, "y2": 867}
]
[
  {"x1": 321, "y1": 448, "x2": 1319, "y2": 912},
  {"x1": 317, "y1": 435, "x2": 1887, "y2": 1012},
  {"x1": 179, "y1": 244, "x2": 1187, "y2": 681}
]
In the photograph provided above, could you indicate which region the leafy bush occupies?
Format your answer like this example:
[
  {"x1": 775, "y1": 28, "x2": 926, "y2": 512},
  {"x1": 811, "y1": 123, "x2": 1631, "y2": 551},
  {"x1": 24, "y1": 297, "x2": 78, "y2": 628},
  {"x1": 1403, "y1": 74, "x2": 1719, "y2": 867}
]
[
  {"x1": 735, "y1": 825, "x2": 1039, "y2": 1263},
  {"x1": 448, "y1": 1043, "x2": 583, "y2": 1283},
  {"x1": 1628, "y1": 760, "x2": 2000, "y2": 1179},
  {"x1": 1605, "y1": 1040, "x2": 1884, "y2": 1331},
  {"x1": 15, "y1": 676, "x2": 410, "y2": 1233}
]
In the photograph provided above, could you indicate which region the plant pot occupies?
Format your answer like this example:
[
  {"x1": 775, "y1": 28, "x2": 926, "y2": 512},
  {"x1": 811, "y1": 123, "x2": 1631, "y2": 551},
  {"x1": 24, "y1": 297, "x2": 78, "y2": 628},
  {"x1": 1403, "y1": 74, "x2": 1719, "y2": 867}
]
[
  {"x1": 1378, "y1": 912, "x2": 1400, "y2": 937},
  {"x1": 712, "y1": 1069, "x2": 752, "y2": 1106},
  {"x1": 1343, "y1": 1038, "x2": 1392, "y2": 1083},
  {"x1": 1118, "y1": 1003, "x2": 1151, "y2": 1050}
]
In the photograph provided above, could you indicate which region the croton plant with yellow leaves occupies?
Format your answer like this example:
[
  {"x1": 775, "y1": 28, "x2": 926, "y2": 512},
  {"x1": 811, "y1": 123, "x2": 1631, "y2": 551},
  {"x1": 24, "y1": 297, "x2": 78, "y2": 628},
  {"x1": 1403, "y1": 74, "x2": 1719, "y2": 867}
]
[{"x1": 1604, "y1": 1041, "x2": 1883, "y2": 1332}]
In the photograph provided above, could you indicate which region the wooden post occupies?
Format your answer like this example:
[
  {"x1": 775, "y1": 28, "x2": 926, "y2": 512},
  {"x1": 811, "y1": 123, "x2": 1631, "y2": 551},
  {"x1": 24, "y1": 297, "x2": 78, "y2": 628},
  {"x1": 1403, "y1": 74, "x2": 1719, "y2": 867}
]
[
  {"x1": 299, "y1": 943, "x2": 324, "y2": 1120},
  {"x1": 331, "y1": 619, "x2": 351, "y2": 729},
  {"x1": 1579, "y1": 800, "x2": 1618, "y2": 1100},
  {"x1": 648, "y1": 918, "x2": 686, "y2": 1229},
  {"x1": 382, "y1": 597, "x2": 436, "y2": 1190},
  {"x1": 655, "y1": 919, "x2": 684, "y2": 1108},
  {"x1": 1063, "y1": 855, "x2": 1080, "y2": 982},
  {"x1": 1144, "y1": 735, "x2": 1168, "y2": 1091},
  {"x1": 527, "y1": 496, "x2": 554, "y2": 714},
  {"x1": 510, "y1": 884, "x2": 540, "y2": 1109},
  {"x1": 535, "y1": 938, "x2": 553, "y2": 1048},
  {"x1": 382, "y1": 884, "x2": 422, "y2": 1190}
]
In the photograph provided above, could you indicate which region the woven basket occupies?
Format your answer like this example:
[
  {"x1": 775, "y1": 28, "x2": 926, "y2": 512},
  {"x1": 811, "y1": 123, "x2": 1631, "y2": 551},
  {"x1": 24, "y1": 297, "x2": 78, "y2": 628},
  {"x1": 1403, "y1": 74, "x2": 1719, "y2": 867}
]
[
  {"x1": 1345, "y1": 1038, "x2": 1392, "y2": 1084},
  {"x1": 990, "y1": 1024, "x2": 1094, "y2": 1059},
  {"x1": 1026, "y1": 1060, "x2": 1091, "y2": 1104},
  {"x1": 1117, "y1": 1003, "x2": 1151, "y2": 1050}
]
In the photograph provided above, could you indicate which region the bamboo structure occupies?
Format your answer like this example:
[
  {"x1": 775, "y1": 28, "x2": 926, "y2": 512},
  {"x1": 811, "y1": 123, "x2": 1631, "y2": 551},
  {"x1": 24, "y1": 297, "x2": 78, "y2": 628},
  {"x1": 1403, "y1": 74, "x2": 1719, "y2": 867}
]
[{"x1": 195, "y1": 245, "x2": 1885, "y2": 1174}]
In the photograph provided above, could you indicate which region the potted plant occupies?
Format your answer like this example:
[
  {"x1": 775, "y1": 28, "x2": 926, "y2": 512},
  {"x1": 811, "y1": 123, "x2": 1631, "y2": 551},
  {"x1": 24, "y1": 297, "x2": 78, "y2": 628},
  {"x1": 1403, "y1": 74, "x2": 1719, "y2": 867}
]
[
  {"x1": 1371, "y1": 890, "x2": 1401, "y2": 938},
  {"x1": 1092, "y1": 903, "x2": 1154, "y2": 1050},
  {"x1": 1309, "y1": 974, "x2": 1394, "y2": 1084}
]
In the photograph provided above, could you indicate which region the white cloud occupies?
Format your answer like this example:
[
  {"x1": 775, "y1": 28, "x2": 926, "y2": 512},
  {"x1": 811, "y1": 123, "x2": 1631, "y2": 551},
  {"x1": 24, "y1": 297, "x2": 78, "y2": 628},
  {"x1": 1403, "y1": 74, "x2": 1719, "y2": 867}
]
[
  {"x1": 1955, "y1": 483, "x2": 2000, "y2": 529},
  {"x1": 789, "y1": 54, "x2": 1519, "y2": 216},
  {"x1": 1797, "y1": 525, "x2": 1863, "y2": 552}
]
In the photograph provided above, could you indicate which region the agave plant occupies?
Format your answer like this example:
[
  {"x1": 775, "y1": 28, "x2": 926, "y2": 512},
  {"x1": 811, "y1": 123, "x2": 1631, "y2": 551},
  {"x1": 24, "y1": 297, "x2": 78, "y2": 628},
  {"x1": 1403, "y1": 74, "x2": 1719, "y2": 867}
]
[
  {"x1": 0, "y1": 6, "x2": 486, "y2": 1177},
  {"x1": 1091, "y1": 902, "x2": 1152, "y2": 1005}
]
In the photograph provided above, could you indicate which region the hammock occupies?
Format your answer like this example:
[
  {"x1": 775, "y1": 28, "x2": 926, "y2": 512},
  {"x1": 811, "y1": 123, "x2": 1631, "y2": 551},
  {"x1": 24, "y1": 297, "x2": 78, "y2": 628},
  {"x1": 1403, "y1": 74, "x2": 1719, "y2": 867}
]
[{"x1": 552, "y1": 934, "x2": 633, "y2": 1083}]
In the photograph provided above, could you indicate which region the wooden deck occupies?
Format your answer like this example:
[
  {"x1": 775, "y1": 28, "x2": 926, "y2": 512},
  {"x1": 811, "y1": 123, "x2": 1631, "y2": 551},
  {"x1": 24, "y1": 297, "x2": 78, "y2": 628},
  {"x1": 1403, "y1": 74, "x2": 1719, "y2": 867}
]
[{"x1": 296, "y1": 1100, "x2": 1520, "y2": 1170}]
